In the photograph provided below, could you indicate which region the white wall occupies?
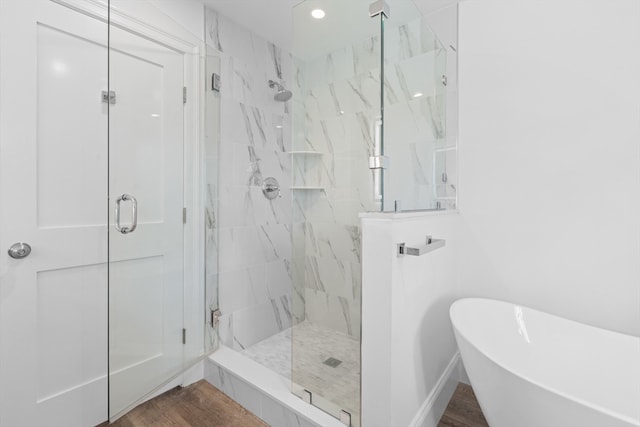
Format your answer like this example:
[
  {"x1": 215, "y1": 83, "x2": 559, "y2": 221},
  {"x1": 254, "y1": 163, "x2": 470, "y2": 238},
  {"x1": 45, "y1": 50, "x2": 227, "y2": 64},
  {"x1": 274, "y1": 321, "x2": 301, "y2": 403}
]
[
  {"x1": 458, "y1": 0, "x2": 640, "y2": 335},
  {"x1": 362, "y1": 213, "x2": 461, "y2": 427},
  {"x1": 147, "y1": 0, "x2": 205, "y2": 41}
]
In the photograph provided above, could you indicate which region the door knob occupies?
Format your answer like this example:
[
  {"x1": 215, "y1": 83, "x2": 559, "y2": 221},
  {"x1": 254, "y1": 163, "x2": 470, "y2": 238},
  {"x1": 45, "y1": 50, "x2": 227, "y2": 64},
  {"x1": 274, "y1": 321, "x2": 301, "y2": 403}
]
[{"x1": 8, "y1": 243, "x2": 31, "y2": 259}]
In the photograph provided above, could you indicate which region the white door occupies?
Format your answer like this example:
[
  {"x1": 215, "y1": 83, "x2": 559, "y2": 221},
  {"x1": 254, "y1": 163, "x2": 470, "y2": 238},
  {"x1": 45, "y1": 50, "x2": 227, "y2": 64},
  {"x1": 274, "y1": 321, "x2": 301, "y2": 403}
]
[
  {"x1": 0, "y1": 1, "x2": 109, "y2": 426},
  {"x1": 0, "y1": 0, "x2": 186, "y2": 425},
  {"x1": 107, "y1": 23, "x2": 185, "y2": 419}
]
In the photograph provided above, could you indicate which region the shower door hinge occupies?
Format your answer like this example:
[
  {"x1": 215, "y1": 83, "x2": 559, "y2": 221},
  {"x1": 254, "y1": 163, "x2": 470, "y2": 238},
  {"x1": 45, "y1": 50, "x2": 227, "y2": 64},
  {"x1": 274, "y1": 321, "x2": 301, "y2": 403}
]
[
  {"x1": 211, "y1": 73, "x2": 221, "y2": 92},
  {"x1": 183, "y1": 207, "x2": 187, "y2": 224},
  {"x1": 101, "y1": 90, "x2": 116, "y2": 104},
  {"x1": 182, "y1": 328, "x2": 186, "y2": 344},
  {"x1": 210, "y1": 308, "x2": 221, "y2": 328},
  {"x1": 369, "y1": 155, "x2": 390, "y2": 169},
  {"x1": 183, "y1": 86, "x2": 187, "y2": 104}
]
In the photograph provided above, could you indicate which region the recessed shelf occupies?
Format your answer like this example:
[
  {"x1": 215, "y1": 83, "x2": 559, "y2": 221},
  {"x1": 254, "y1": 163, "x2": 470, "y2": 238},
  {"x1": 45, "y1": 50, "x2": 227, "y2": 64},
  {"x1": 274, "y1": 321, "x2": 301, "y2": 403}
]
[
  {"x1": 288, "y1": 151, "x2": 323, "y2": 155},
  {"x1": 290, "y1": 186, "x2": 325, "y2": 190}
]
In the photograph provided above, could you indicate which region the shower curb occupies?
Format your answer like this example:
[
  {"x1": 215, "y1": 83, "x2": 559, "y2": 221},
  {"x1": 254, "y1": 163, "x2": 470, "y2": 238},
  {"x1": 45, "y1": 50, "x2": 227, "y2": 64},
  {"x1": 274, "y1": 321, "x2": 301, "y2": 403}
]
[{"x1": 206, "y1": 346, "x2": 345, "y2": 427}]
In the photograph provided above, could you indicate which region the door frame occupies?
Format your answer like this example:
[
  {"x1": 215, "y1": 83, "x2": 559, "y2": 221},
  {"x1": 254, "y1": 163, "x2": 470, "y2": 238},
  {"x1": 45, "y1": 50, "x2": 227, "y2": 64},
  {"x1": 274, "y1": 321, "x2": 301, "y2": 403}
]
[{"x1": 52, "y1": 0, "x2": 206, "y2": 419}]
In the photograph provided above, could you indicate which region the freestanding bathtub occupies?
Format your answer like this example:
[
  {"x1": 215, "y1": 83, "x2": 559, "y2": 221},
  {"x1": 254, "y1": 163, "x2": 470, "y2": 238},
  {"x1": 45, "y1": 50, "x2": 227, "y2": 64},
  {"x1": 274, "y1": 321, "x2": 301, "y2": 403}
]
[{"x1": 450, "y1": 298, "x2": 640, "y2": 427}]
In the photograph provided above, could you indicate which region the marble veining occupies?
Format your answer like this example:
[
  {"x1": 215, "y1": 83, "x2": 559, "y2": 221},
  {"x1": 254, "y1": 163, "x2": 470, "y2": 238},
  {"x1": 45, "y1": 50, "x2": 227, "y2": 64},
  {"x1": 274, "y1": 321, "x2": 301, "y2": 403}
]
[
  {"x1": 352, "y1": 36, "x2": 380, "y2": 77},
  {"x1": 268, "y1": 43, "x2": 283, "y2": 80},
  {"x1": 251, "y1": 106, "x2": 268, "y2": 146},
  {"x1": 328, "y1": 84, "x2": 343, "y2": 116},
  {"x1": 398, "y1": 24, "x2": 416, "y2": 59},
  {"x1": 426, "y1": 95, "x2": 445, "y2": 139},
  {"x1": 239, "y1": 103, "x2": 255, "y2": 145},
  {"x1": 205, "y1": 8, "x2": 223, "y2": 53},
  {"x1": 246, "y1": 146, "x2": 263, "y2": 186},
  {"x1": 347, "y1": 79, "x2": 374, "y2": 110},
  {"x1": 410, "y1": 143, "x2": 429, "y2": 185},
  {"x1": 338, "y1": 297, "x2": 352, "y2": 336},
  {"x1": 355, "y1": 112, "x2": 374, "y2": 152}
]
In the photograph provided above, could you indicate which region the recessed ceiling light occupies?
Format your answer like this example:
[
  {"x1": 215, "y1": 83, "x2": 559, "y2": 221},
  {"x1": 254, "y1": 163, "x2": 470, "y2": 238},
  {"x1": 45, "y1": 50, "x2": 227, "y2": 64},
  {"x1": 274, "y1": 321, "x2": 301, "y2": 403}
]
[
  {"x1": 413, "y1": 92, "x2": 423, "y2": 98},
  {"x1": 311, "y1": 9, "x2": 325, "y2": 19}
]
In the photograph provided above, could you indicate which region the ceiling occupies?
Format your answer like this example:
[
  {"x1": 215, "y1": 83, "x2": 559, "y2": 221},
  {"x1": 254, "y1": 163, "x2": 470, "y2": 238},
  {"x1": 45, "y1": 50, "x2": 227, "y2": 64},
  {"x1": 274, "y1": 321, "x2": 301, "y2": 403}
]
[{"x1": 203, "y1": 0, "x2": 458, "y2": 53}]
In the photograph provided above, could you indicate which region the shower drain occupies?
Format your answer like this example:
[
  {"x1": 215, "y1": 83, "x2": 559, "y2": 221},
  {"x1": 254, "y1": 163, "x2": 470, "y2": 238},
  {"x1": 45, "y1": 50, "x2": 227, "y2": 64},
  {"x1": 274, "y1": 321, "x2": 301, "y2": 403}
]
[{"x1": 323, "y1": 357, "x2": 342, "y2": 368}]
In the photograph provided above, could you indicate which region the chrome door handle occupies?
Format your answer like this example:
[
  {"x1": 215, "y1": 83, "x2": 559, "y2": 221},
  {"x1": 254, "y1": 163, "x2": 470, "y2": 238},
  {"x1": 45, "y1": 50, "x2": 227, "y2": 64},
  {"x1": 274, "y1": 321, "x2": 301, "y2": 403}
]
[
  {"x1": 114, "y1": 194, "x2": 138, "y2": 234},
  {"x1": 8, "y1": 243, "x2": 31, "y2": 259}
]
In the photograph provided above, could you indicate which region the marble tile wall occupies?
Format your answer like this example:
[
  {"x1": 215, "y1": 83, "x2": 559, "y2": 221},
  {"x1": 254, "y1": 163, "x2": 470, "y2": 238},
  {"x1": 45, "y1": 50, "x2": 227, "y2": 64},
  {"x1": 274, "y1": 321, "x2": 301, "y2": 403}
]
[
  {"x1": 205, "y1": 7, "x2": 294, "y2": 350},
  {"x1": 292, "y1": 33, "x2": 382, "y2": 340},
  {"x1": 204, "y1": 6, "x2": 454, "y2": 350},
  {"x1": 292, "y1": 17, "x2": 453, "y2": 338}
]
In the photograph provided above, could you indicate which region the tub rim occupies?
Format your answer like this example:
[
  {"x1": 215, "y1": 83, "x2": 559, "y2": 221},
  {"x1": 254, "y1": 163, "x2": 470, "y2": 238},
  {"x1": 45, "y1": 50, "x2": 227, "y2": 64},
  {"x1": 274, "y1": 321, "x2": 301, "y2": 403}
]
[{"x1": 450, "y1": 297, "x2": 640, "y2": 427}]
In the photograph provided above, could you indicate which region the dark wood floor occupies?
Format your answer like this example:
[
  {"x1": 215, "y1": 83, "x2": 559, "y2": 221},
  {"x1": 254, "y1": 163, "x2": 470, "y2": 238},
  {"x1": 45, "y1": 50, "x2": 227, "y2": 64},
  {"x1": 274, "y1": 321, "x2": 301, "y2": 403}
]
[
  {"x1": 98, "y1": 380, "x2": 267, "y2": 427},
  {"x1": 437, "y1": 383, "x2": 489, "y2": 427},
  {"x1": 98, "y1": 380, "x2": 487, "y2": 427}
]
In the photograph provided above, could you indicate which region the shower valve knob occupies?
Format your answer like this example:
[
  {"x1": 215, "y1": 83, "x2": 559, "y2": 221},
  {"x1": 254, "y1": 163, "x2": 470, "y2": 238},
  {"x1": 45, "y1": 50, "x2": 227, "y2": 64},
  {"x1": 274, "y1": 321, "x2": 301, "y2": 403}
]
[{"x1": 262, "y1": 177, "x2": 281, "y2": 200}]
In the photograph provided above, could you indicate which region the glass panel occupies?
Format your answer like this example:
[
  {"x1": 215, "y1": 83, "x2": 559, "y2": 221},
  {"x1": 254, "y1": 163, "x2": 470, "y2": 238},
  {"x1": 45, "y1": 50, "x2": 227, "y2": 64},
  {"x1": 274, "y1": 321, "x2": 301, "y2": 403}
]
[
  {"x1": 204, "y1": 45, "x2": 221, "y2": 353},
  {"x1": 292, "y1": 1, "x2": 382, "y2": 424},
  {"x1": 108, "y1": 2, "x2": 185, "y2": 418},
  {"x1": 382, "y1": 1, "x2": 455, "y2": 211}
]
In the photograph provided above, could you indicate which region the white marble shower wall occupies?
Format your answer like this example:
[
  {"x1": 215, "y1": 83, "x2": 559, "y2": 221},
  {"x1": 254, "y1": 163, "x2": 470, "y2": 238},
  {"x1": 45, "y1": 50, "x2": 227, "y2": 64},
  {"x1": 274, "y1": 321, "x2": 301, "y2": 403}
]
[
  {"x1": 205, "y1": 7, "x2": 294, "y2": 350},
  {"x1": 292, "y1": 16, "x2": 453, "y2": 337},
  {"x1": 292, "y1": 34, "x2": 383, "y2": 339}
]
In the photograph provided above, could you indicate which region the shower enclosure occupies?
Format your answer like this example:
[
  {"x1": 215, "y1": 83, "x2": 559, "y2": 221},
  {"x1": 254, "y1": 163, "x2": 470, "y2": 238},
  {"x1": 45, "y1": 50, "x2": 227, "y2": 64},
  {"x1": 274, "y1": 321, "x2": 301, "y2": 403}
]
[{"x1": 202, "y1": 0, "x2": 454, "y2": 424}]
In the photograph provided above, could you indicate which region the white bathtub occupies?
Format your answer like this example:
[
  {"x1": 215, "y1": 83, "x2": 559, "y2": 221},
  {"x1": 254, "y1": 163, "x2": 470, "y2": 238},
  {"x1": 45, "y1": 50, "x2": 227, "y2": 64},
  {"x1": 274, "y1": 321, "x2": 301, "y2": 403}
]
[{"x1": 450, "y1": 298, "x2": 640, "y2": 427}]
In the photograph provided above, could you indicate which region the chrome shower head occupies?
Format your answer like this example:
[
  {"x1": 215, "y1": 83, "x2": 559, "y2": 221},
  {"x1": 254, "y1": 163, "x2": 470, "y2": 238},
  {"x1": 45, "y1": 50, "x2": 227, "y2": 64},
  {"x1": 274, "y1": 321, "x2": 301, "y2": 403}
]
[{"x1": 268, "y1": 80, "x2": 292, "y2": 102}]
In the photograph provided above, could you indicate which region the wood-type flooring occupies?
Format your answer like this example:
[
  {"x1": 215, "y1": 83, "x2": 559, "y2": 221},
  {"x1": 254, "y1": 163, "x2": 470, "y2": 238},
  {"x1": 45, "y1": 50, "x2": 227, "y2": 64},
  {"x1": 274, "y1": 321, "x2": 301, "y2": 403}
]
[
  {"x1": 437, "y1": 383, "x2": 490, "y2": 427},
  {"x1": 98, "y1": 380, "x2": 488, "y2": 427},
  {"x1": 98, "y1": 380, "x2": 267, "y2": 427}
]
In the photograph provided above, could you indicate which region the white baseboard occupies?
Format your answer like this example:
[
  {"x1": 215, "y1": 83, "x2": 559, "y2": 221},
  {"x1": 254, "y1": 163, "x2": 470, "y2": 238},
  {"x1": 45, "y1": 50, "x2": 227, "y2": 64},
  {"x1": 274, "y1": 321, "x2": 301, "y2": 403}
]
[{"x1": 408, "y1": 352, "x2": 464, "y2": 427}]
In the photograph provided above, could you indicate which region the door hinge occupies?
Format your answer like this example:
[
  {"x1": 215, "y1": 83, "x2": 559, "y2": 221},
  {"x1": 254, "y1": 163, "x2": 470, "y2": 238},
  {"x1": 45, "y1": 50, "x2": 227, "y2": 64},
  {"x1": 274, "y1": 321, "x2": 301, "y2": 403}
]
[
  {"x1": 183, "y1": 86, "x2": 187, "y2": 104},
  {"x1": 102, "y1": 90, "x2": 116, "y2": 104},
  {"x1": 183, "y1": 207, "x2": 187, "y2": 224},
  {"x1": 211, "y1": 73, "x2": 221, "y2": 92},
  {"x1": 182, "y1": 328, "x2": 186, "y2": 344},
  {"x1": 210, "y1": 308, "x2": 221, "y2": 328}
]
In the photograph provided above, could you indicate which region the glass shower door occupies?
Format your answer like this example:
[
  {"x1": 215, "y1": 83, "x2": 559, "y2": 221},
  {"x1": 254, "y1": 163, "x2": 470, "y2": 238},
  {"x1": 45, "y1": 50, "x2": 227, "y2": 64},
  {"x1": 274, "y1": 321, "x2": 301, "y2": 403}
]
[
  {"x1": 107, "y1": 19, "x2": 185, "y2": 419},
  {"x1": 291, "y1": 1, "x2": 384, "y2": 425}
]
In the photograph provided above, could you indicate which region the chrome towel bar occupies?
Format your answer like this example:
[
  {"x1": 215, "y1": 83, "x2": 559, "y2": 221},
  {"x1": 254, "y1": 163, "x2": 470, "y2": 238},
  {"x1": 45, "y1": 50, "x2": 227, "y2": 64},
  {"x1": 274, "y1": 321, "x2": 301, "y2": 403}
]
[{"x1": 397, "y1": 235, "x2": 445, "y2": 257}]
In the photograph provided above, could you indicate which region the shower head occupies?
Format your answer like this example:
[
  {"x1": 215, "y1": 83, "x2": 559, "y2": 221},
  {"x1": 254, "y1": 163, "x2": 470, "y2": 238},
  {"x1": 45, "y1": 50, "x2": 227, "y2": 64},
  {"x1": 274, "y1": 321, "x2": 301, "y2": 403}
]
[{"x1": 268, "y1": 80, "x2": 292, "y2": 102}]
